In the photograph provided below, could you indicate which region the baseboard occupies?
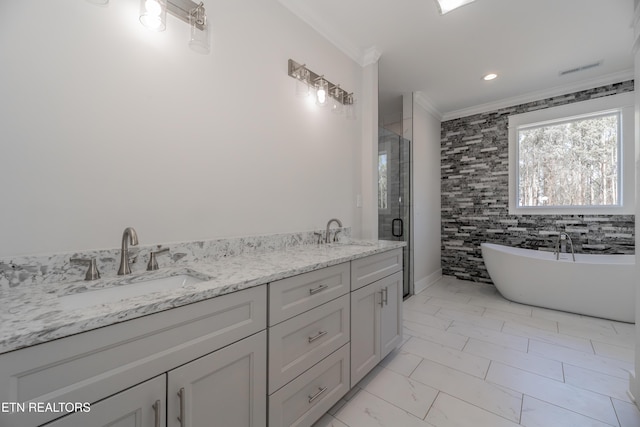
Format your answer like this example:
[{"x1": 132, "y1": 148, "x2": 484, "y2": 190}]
[{"x1": 414, "y1": 269, "x2": 442, "y2": 295}]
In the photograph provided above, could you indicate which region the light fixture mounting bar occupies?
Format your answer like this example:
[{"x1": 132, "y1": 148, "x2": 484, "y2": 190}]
[
  {"x1": 166, "y1": 0, "x2": 206, "y2": 29},
  {"x1": 288, "y1": 59, "x2": 353, "y2": 105}
]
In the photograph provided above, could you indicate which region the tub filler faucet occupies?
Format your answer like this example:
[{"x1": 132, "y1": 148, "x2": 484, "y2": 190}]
[{"x1": 554, "y1": 232, "x2": 575, "y2": 262}]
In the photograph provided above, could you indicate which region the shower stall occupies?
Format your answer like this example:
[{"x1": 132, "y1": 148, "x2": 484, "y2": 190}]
[{"x1": 378, "y1": 127, "x2": 412, "y2": 298}]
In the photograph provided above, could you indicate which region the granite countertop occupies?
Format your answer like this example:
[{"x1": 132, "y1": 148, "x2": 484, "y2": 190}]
[{"x1": 0, "y1": 240, "x2": 405, "y2": 355}]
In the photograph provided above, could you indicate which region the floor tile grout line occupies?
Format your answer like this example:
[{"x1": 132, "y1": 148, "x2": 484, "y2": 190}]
[
  {"x1": 520, "y1": 394, "x2": 622, "y2": 427},
  {"x1": 610, "y1": 396, "x2": 624, "y2": 427},
  {"x1": 483, "y1": 373, "x2": 616, "y2": 426},
  {"x1": 430, "y1": 390, "x2": 524, "y2": 426},
  {"x1": 528, "y1": 338, "x2": 635, "y2": 371},
  {"x1": 518, "y1": 390, "x2": 524, "y2": 425},
  {"x1": 562, "y1": 360, "x2": 634, "y2": 387},
  {"x1": 421, "y1": 390, "x2": 441, "y2": 421},
  {"x1": 354, "y1": 385, "x2": 435, "y2": 422}
]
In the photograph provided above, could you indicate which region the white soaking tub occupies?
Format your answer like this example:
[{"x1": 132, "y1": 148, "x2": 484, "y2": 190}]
[{"x1": 481, "y1": 243, "x2": 635, "y2": 323}]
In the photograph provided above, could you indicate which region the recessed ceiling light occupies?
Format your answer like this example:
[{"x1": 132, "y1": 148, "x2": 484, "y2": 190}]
[
  {"x1": 483, "y1": 73, "x2": 498, "y2": 81},
  {"x1": 435, "y1": 0, "x2": 476, "y2": 15}
]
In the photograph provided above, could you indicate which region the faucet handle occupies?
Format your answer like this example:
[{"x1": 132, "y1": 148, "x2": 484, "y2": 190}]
[
  {"x1": 70, "y1": 257, "x2": 100, "y2": 281},
  {"x1": 147, "y1": 248, "x2": 170, "y2": 271},
  {"x1": 313, "y1": 232, "x2": 323, "y2": 245}
]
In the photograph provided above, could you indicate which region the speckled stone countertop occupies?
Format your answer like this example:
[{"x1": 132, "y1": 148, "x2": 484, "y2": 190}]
[{"x1": 0, "y1": 240, "x2": 405, "y2": 355}]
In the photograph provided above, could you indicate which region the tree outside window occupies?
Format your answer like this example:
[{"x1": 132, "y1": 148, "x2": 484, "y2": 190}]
[{"x1": 518, "y1": 113, "x2": 620, "y2": 208}]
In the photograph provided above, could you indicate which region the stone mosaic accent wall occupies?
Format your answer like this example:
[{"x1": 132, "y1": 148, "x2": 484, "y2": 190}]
[{"x1": 441, "y1": 80, "x2": 635, "y2": 283}]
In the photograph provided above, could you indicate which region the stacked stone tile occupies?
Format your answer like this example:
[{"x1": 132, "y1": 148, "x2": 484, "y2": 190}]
[{"x1": 441, "y1": 80, "x2": 635, "y2": 283}]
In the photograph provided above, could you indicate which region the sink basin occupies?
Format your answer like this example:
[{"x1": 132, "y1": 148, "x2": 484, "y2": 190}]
[
  {"x1": 327, "y1": 240, "x2": 378, "y2": 248},
  {"x1": 58, "y1": 274, "x2": 203, "y2": 310}
]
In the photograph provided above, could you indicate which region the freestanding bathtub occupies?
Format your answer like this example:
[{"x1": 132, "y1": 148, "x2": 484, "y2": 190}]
[{"x1": 481, "y1": 243, "x2": 636, "y2": 323}]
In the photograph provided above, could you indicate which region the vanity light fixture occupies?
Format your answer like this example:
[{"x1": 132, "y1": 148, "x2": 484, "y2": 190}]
[
  {"x1": 435, "y1": 0, "x2": 476, "y2": 14},
  {"x1": 315, "y1": 77, "x2": 328, "y2": 106},
  {"x1": 139, "y1": 0, "x2": 210, "y2": 53},
  {"x1": 288, "y1": 59, "x2": 355, "y2": 118},
  {"x1": 483, "y1": 73, "x2": 498, "y2": 81}
]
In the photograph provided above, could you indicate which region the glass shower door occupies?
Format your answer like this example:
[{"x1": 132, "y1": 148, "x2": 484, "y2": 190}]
[{"x1": 378, "y1": 128, "x2": 411, "y2": 298}]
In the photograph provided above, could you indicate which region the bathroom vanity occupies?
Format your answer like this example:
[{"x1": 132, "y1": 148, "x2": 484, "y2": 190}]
[{"x1": 0, "y1": 240, "x2": 403, "y2": 427}]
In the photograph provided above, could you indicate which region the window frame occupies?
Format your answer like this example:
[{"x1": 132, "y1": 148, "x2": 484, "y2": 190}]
[{"x1": 508, "y1": 92, "x2": 635, "y2": 215}]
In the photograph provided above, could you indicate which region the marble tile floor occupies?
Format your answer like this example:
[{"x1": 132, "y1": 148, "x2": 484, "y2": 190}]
[{"x1": 313, "y1": 276, "x2": 640, "y2": 427}]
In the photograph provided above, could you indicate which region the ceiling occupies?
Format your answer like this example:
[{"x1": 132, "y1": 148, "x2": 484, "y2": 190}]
[{"x1": 278, "y1": 0, "x2": 635, "y2": 121}]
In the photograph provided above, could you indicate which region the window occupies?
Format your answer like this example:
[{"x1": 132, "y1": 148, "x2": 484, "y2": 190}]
[
  {"x1": 508, "y1": 92, "x2": 634, "y2": 215},
  {"x1": 378, "y1": 152, "x2": 388, "y2": 210}
]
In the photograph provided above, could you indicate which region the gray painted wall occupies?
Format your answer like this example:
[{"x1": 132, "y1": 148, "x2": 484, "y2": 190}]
[{"x1": 440, "y1": 80, "x2": 635, "y2": 283}]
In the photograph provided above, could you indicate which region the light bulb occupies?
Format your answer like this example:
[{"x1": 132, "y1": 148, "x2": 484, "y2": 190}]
[
  {"x1": 145, "y1": 0, "x2": 161, "y2": 15},
  {"x1": 317, "y1": 87, "x2": 326, "y2": 104},
  {"x1": 140, "y1": 0, "x2": 166, "y2": 31},
  {"x1": 316, "y1": 79, "x2": 328, "y2": 107}
]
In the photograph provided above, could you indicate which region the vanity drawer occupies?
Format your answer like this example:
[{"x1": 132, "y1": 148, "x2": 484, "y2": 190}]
[
  {"x1": 0, "y1": 285, "x2": 266, "y2": 427},
  {"x1": 269, "y1": 294, "x2": 350, "y2": 394},
  {"x1": 269, "y1": 262, "x2": 350, "y2": 325},
  {"x1": 351, "y1": 248, "x2": 403, "y2": 291},
  {"x1": 268, "y1": 343, "x2": 350, "y2": 427}
]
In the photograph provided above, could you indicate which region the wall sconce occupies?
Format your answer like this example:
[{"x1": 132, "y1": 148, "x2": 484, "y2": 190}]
[
  {"x1": 288, "y1": 59, "x2": 354, "y2": 118},
  {"x1": 139, "y1": 0, "x2": 210, "y2": 53}
]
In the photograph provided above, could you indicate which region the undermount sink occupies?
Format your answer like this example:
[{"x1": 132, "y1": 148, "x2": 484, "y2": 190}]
[
  {"x1": 328, "y1": 240, "x2": 378, "y2": 248},
  {"x1": 58, "y1": 273, "x2": 203, "y2": 310}
]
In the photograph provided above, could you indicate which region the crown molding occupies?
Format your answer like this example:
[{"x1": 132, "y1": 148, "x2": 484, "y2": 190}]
[
  {"x1": 414, "y1": 92, "x2": 443, "y2": 120},
  {"x1": 441, "y1": 69, "x2": 635, "y2": 121},
  {"x1": 362, "y1": 47, "x2": 382, "y2": 67},
  {"x1": 278, "y1": 0, "x2": 370, "y2": 67}
]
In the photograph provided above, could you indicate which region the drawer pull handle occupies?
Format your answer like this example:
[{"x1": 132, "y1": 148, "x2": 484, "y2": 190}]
[
  {"x1": 308, "y1": 330, "x2": 328, "y2": 343},
  {"x1": 308, "y1": 386, "x2": 328, "y2": 403},
  {"x1": 383, "y1": 286, "x2": 388, "y2": 306},
  {"x1": 152, "y1": 400, "x2": 161, "y2": 427},
  {"x1": 177, "y1": 387, "x2": 185, "y2": 427},
  {"x1": 309, "y1": 284, "x2": 328, "y2": 295},
  {"x1": 379, "y1": 289, "x2": 384, "y2": 307}
]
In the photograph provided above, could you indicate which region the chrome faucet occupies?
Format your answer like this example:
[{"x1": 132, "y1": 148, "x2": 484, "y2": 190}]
[
  {"x1": 554, "y1": 232, "x2": 575, "y2": 262},
  {"x1": 325, "y1": 218, "x2": 343, "y2": 243},
  {"x1": 118, "y1": 227, "x2": 139, "y2": 275}
]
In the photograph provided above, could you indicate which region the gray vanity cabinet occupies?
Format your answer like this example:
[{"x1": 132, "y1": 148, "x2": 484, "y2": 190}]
[
  {"x1": 350, "y1": 249, "x2": 403, "y2": 386},
  {"x1": 267, "y1": 263, "x2": 351, "y2": 427},
  {"x1": 45, "y1": 332, "x2": 266, "y2": 427},
  {"x1": 0, "y1": 285, "x2": 267, "y2": 427},
  {"x1": 166, "y1": 331, "x2": 266, "y2": 427},
  {"x1": 44, "y1": 375, "x2": 166, "y2": 427}
]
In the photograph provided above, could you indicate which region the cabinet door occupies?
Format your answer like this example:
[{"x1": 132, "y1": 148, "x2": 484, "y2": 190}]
[
  {"x1": 44, "y1": 375, "x2": 165, "y2": 427},
  {"x1": 350, "y1": 281, "x2": 381, "y2": 387},
  {"x1": 379, "y1": 271, "x2": 403, "y2": 360},
  {"x1": 167, "y1": 331, "x2": 266, "y2": 427}
]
